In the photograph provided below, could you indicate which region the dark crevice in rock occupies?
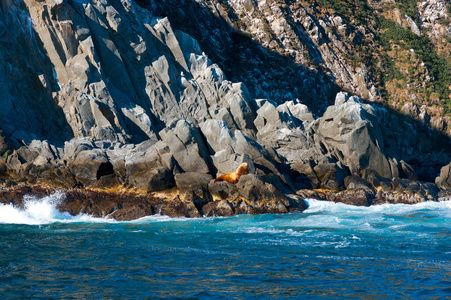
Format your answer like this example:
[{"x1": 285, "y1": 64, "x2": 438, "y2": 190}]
[{"x1": 96, "y1": 162, "x2": 115, "y2": 180}]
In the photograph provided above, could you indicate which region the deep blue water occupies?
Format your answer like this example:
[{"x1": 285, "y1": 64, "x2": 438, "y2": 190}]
[{"x1": 0, "y1": 193, "x2": 450, "y2": 299}]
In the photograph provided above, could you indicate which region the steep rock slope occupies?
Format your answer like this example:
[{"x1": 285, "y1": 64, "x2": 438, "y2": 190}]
[
  {"x1": 144, "y1": 0, "x2": 451, "y2": 135},
  {"x1": 7, "y1": 0, "x2": 258, "y2": 144},
  {"x1": 0, "y1": 0, "x2": 450, "y2": 219}
]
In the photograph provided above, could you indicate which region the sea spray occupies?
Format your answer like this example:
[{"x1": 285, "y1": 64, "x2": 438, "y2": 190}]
[{"x1": 0, "y1": 191, "x2": 108, "y2": 225}]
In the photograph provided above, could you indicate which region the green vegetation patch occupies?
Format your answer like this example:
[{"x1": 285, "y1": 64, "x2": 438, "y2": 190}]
[
  {"x1": 396, "y1": 0, "x2": 420, "y2": 21},
  {"x1": 314, "y1": 0, "x2": 372, "y2": 26},
  {"x1": 379, "y1": 17, "x2": 451, "y2": 110}
]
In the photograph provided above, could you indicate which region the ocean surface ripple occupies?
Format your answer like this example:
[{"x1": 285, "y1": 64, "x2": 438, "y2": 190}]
[{"x1": 0, "y1": 194, "x2": 450, "y2": 299}]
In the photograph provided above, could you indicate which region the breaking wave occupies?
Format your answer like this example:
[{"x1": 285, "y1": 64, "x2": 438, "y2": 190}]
[
  {"x1": 0, "y1": 193, "x2": 449, "y2": 228},
  {"x1": 0, "y1": 192, "x2": 103, "y2": 225}
]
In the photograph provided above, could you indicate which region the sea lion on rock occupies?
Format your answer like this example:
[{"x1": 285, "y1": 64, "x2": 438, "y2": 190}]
[{"x1": 214, "y1": 163, "x2": 249, "y2": 184}]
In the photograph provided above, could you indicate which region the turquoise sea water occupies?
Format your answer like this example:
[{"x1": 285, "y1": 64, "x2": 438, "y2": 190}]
[{"x1": 0, "y1": 193, "x2": 450, "y2": 299}]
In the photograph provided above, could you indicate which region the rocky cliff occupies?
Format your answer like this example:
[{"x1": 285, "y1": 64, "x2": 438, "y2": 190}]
[
  {"x1": 146, "y1": 0, "x2": 451, "y2": 133},
  {"x1": 0, "y1": 0, "x2": 450, "y2": 220}
]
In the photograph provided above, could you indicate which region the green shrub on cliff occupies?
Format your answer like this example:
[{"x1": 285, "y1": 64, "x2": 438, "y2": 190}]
[{"x1": 379, "y1": 17, "x2": 451, "y2": 108}]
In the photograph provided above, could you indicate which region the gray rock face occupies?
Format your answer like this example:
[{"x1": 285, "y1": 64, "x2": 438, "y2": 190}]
[
  {"x1": 312, "y1": 93, "x2": 392, "y2": 178},
  {"x1": 436, "y1": 163, "x2": 451, "y2": 189},
  {"x1": 0, "y1": 0, "x2": 260, "y2": 146},
  {"x1": 313, "y1": 163, "x2": 348, "y2": 191},
  {"x1": 253, "y1": 100, "x2": 315, "y2": 164},
  {"x1": 174, "y1": 172, "x2": 213, "y2": 193},
  {"x1": 160, "y1": 120, "x2": 211, "y2": 174},
  {"x1": 131, "y1": 167, "x2": 174, "y2": 191},
  {"x1": 69, "y1": 149, "x2": 113, "y2": 186}
]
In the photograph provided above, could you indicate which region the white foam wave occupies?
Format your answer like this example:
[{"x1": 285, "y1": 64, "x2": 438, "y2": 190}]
[
  {"x1": 0, "y1": 192, "x2": 104, "y2": 225},
  {"x1": 238, "y1": 226, "x2": 306, "y2": 237},
  {"x1": 1, "y1": 194, "x2": 449, "y2": 226},
  {"x1": 304, "y1": 198, "x2": 451, "y2": 216},
  {"x1": 294, "y1": 198, "x2": 451, "y2": 232},
  {"x1": 0, "y1": 193, "x2": 193, "y2": 225}
]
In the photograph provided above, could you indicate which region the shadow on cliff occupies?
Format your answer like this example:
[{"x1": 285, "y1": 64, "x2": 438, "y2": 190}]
[
  {"x1": 0, "y1": 4, "x2": 74, "y2": 148},
  {"x1": 140, "y1": 0, "x2": 341, "y2": 112},
  {"x1": 138, "y1": 0, "x2": 451, "y2": 177},
  {"x1": 370, "y1": 102, "x2": 451, "y2": 181}
]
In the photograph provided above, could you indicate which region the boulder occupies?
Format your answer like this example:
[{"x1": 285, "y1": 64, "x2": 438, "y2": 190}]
[
  {"x1": 312, "y1": 92, "x2": 392, "y2": 178},
  {"x1": 208, "y1": 105, "x2": 238, "y2": 132},
  {"x1": 88, "y1": 174, "x2": 122, "y2": 190},
  {"x1": 16, "y1": 147, "x2": 39, "y2": 165},
  {"x1": 360, "y1": 169, "x2": 391, "y2": 189},
  {"x1": 5, "y1": 146, "x2": 42, "y2": 177},
  {"x1": 234, "y1": 174, "x2": 291, "y2": 214},
  {"x1": 64, "y1": 139, "x2": 95, "y2": 161},
  {"x1": 199, "y1": 119, "x2": 235, "y2": 154},
  {"x1": 29, "y1": 140, "x2": 62, "y2": 166},
  {"x1": 209, "y1": 180, "x2": 240, "y2": 200},
  {"x1": 254, "y1": 101, "x2": 282, "y2": 131},
  {"x1": 313, "y1": 163, "x2": 348, "y2": 191},
  {"x1": 131, "y1": 167, "x2": 175, "y2": 191},
  {"x1": 344, "y1": 175, "x2": 375, "y2": 195},
  {"x1": 436, "y1": 163, "x2": 451, "y2": 190},
  {"x1": 59, "y1": 189, "x2": 124, "y2": 218},
  {"x1": 399, "y1": 160, "x2": 417, "y2": 181},
  {"x1": 253, "y1": 100, "x2": 314, "y2": 163},
  {"x1": 214, "y1": 153, "x2": 256, "y2": 180},
  {"x1": 224, "y1": 82, "x2": 257, "y2": 135},
  {"x1": 155, "y1": 195, "x2": 201, "y2": 218},
  {"x1": 233, "y1": 130, "x2": 280, "y2": 175},
  {"x1": 123, "y1": 141, "x2": 167, "y2": 177},
  {"x1": 69, "y1": 149, "x2": 114, "y2": 186},
  {"x1": 330, "y1": 189, "x2": 372, "y2": 206},
  {"x1": 372, "y1": 179, "x2": 441, "y2": 205},
  {"x1": 278, "y1": 101, "x2": 315, "y2": 125},
  {"x1": 291, "y1": 160, "x2": 320, "y2": 189},
  {"x1": 202, "y1": 200, "x2": 234, "y2": 217},
  {"x1": 285, "y1": 194, "x2": 309, "y2": 212},
  {"x1": 5, "y1": 151, "x2": 27, "y2": 174},
  {"x1": 175, "y1": 172, "x2": 213, "y2": 193},
  {"x1": 199, "y1": 118, "x2": 263, "y2": 176},
  {"x1": 208, "y1": 173, "x2": 303, "y2": 214},
  {"x1": 210, "y1": 147, "x2": 236, "y2": 175},
  {"x1": 109, "y1": 205, "x2": 154, "y2": 221}
]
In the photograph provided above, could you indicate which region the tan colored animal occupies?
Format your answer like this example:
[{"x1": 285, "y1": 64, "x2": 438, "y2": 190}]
[{"x1": 214, "y1": 163, "x2": 249, "y2": 184}]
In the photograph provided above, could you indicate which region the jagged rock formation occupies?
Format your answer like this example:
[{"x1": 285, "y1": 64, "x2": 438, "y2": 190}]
[
  {"x1": 9, "y1": 0, "x2": 253, "y2": 143},
  {"x1": 144, "y1": 0, "x2": 451, "y2": 134},
  {"x1": 0, "y1": 0, "x2": 450, "y2": 219}
]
